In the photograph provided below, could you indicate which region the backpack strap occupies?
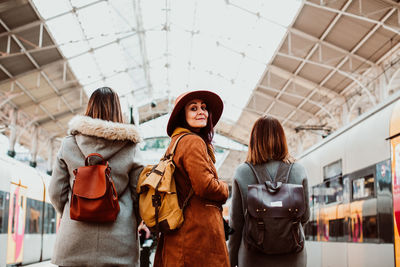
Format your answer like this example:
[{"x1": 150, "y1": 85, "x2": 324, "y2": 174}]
[
  {"x1": 154, "y1": 133, "x2": 194, "y2": 235},
  {"x1": 168, "y1": 133, "x2": 195, "y2": 208},
  {"x1": 245, "y1": 161, "x2": 293, "y2": 184},
  {"x1": 166, "y1": 133, "x2": 192, "y2": 157},
  {"x1": 274, "y1": 162, "x2": 293, "y2": 184},
  {"x1": 245, "y1": 162, "x2": 273, "y2": 184}
]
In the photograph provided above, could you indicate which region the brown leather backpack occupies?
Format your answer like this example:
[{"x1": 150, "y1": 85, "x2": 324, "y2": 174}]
[
  {"x1": 70, "y1": 153, "x2": 120, "y2": 223},
  {"x1": 244, "y1": 162, "x2": 305, "y2": 254}
]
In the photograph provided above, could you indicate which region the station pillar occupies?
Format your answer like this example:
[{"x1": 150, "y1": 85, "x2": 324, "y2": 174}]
[
  {"x1": 30, "y1": 126, "x2": 38, "y2": 168},
  {"x1": 7, "y1": 108, "x2": 17, "y2": 157},
  {"x1": 46, "y1": 138, "x2": 54, "y2": 175}
]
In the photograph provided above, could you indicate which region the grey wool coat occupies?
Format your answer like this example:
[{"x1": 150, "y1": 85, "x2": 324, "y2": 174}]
[
  {"x1": 228, "y1": 160, "x2": 310, "y2": 267},
  {"x1": 49, "y1": 115, "x2": 144, "y2": 267}
]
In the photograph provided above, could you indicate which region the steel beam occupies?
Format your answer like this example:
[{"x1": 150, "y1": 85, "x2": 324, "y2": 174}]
[
  {"x1": 35, "y1": 107, "x2": 85, "y2": 125},
  {"x1": 30, "y1": 125, "x2": 38, "y2": 167},
  {"x1": 268, "y1": 65, "x2": 342, "y2": 99},
  {"x1": 288, "y1": 27, "x2": 376, "y2": 67},
  {"x1": 132, "y1": 0, "x2": 153, "y2": 99},
  {"x1": 302, "y1": 5, "x2": 397, "y2": 124},
  {"x1": 0, "y1": 19, "x2": 76, "y2": 114},
  {"x1": 7, "y1": 108, "x2": 17, "y2": 157},
  {"x1": 253, "y1": 90, "x2": 316, "y2": 119},
  {"x1": 46, "y1": 137, "x2": 55, "y2": 175},
  {"x1": 305, "y1": 1, "x2": 400, "y2": 36},
  {"x1": 258, "y1": 84, "x2": 339, "y2": 127},
  {"x1": 263, "y1": 0, "x2": 353, "y2": 126},
  {"x1": 276, "y1": 52, "x2": 377, "y2": 105}
]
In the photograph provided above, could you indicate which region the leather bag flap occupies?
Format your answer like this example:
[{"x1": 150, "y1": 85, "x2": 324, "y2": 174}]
[
  {"x1": 73, "y1": 165, "x2": 108, "y2": 199},
  {"x1": 137, "y1": 159, "x2": 175, "y2": 193},
  {"x1": 247, "y1": 183, "x2": 305, "y2": 219}
]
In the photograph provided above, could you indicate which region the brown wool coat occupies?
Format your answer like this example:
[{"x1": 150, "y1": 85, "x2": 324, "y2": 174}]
[{"x1": 154, "y1": 132, "x2": 230, "y2": 267}]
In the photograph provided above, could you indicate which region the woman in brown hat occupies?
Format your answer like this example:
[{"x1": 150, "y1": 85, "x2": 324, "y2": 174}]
[{"x1": 154, "y1": 90, "x2": 230, "y2": 267}]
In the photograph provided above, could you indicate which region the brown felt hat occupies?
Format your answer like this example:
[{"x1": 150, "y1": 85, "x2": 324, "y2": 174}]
[{"x1": 167, "y1": 90, "x2": 224, "y2": 136}]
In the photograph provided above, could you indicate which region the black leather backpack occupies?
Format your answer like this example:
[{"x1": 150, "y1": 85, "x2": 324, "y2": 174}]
[{"x1": 244, "y1": 162, "x2": 305, "y2": 254}]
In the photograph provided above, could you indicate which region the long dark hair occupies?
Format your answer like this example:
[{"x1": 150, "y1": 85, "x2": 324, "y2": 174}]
[
  {"x1": 246, "y1": 116, "x2": 290, "y2": 165},
  {"x1": 176, "y1": 107, "x2": 214, "y2": 145},
  {"x1": 85, "y1": 87, "x2": 124, "y2": 123}
]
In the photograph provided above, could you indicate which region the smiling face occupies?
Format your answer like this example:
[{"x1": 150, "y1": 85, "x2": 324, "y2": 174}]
[{"x1": 184, "y1": 99, "x2": 209, "y2": 132}]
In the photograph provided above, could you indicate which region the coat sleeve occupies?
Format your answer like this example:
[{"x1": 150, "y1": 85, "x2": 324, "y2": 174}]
[
  {"x1": 129, "y1": 147, "x2": 144, "y2": 222},
  {"x1": 291, "y1": 163, "x2": 310, "y2": 225},
  {"x1": 301, "y1": 177, "x2": 310, "y2": 225},
  {"x1": 228, "y1": 178, "x2": 244, "y2": 267},
  {"x1": 179, "y1": 135, "x2": 228, "y2": 203},
  {"x1": 49, "y1": 139, "x2": 71, "y2": 216}
]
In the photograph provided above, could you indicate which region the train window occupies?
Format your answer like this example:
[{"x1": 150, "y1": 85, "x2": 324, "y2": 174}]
[
  {"x1": 11, "y1": 194, "x2": 16, "y2": 233},
  {"x1": 0, "y1": 191, "x2": 9, "y2": 234},
  {"x1": 25, "y1": 198, "x2": 43, "y2": 234},
  {"x1": 44, "y1": 203, "x2": 56, "y2": 234},
  {"x1": 378, "y1": 213, "x2": 394, "y2": 243},
  {"x1": 376, "y1": 159, "x2": 391, "y2": 193},
  {"x1": 305, "y1": 221, "x2": 317, "y2": 241},
  {"x1": 313, "y1": 185, "x2": 325, "y2": 205},
  {"x1": 323, "y1": 160, "x2": 342, "y2": 180},
  {"x1": 321, "y1": 177, "x2": 343, "y2": 204},
  {"x1": 311, "y1": 186, "x2": 318, "y2": 207},
  {"x1": 329, "y1": 219, "x2": 344, "y2": 241},
  {"x1": 352, "y1": 174, "x2": 375, "y2": 200},
  {"x1": 343, "y1": 177, "x2": 350, "y2": 203},
  {"x1": 0, "y1": 192, "x2": 3, "y2": 233},
  {"x1": 362, "y1": 215, "x2": 378, "y2": 242},
  {"x1": 343, "y1": 218, "x2": 352, "y2": 242},
  {"x1": 328, "y1": 220, "x2": 336, "y2": 241}
]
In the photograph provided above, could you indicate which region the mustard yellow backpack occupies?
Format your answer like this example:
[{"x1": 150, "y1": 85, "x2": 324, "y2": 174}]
[{"x1": 137, "y1": 133, "x2": 193, "y2": 233}]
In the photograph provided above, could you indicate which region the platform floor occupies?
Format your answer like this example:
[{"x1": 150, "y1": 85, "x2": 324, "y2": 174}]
[
  {"x1": 23, "y1": 261, "x2": 56, "y2": 267},
  {"x1": 22, "y1": 252, "x2": 155, "y2": 267}
]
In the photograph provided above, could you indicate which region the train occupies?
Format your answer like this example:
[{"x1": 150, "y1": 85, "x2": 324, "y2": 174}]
[
  {"x1": 298, "y1": 91, "x2": 400, "y2": 267},
  {"x1": 0, "y1": 151, "x2": 57, "y2": 267}
]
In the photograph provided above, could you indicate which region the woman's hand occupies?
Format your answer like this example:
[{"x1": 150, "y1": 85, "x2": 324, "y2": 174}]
[{"x1": 138, "y1": 220, "x2": 151, "y2": 239}]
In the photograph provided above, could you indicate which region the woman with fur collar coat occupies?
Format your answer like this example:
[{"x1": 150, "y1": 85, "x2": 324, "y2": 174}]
[{"x1": 49, "y1": 87, "x2": 143, "y2": 267}]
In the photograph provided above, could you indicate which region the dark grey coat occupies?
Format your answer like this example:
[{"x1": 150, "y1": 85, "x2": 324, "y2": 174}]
[
  {"x1": 49, "y1": 116, "x2": 144, "y2": 267},
  {"x1": 228, "y1": 160, "x2": 310, "y2": 267}
]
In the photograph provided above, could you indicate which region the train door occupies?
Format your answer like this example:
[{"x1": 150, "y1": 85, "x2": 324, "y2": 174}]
[
  {"x1": 6, "y1": 180, "x2": 27, "y2": 265},
  {"x1": 342, "y1": 176, "x2": 351, "y2": 243},
  {"x1": 390, "y1": 99, "x2": 400, "y2": 267},
  {"x1": 315, "y1": 184, "x2": 327, "y2": 241}
]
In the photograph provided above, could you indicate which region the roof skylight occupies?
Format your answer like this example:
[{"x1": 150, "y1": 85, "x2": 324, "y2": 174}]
[{"x1": 32, "y1": 0, "x2": 301, "y2": 122}]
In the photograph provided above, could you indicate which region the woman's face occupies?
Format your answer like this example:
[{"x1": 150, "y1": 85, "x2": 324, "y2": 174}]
[{"x1": 184, "y1": 99, "x2": 208, "y2": 131}]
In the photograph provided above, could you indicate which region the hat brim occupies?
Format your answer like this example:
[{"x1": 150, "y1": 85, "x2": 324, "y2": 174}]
[{"x1": 167, "y1": 90, "x2": 223, "y2": 136}]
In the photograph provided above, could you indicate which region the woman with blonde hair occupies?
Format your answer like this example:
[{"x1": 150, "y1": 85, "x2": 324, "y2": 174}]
[
  {"x1": 49, "y1": 87, "x2": 143, "y2": 266},
  {"x1": 228, "y1": 115, "x2": 310, "y2": 267}
]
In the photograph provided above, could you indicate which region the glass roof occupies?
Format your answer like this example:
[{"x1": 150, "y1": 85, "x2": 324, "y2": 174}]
[{"x1": 32, "y1": 0, "x2": 301, "y2": 122}]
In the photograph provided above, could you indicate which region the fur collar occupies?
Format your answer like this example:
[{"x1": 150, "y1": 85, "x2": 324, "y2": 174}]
[{"x1": 68, "y1": 115, "x2": 141, "y2": 143}]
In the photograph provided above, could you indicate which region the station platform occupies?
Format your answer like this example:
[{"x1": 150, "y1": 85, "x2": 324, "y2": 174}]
[{"x1": 24, "y1": 261, "x2": 56, "y2": 267}]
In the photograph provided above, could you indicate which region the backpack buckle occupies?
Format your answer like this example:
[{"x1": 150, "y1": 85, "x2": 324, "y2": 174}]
[
  {"x1": 257, "y1": 219, "x2": 264, "y2": 230},
  {"x1": 152, "y1": 194, "x2": 161, "y2": 207}
]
